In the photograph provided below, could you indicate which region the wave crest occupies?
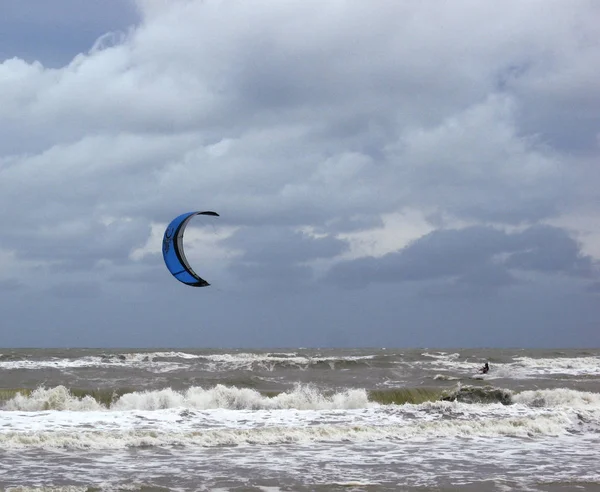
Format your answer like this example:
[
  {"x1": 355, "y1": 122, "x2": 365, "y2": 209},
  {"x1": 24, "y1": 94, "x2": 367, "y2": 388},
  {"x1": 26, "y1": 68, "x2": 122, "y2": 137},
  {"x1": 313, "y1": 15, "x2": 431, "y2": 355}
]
[
  {"x1": 2, "y1": 384, "x2": 372, "y2": 412},
  {"x1": 3, "y1": 386, "x2": 104, "y2": 411},
  {"x1": 0, "y1": 414, "x2": 573, "y2": 450},
  {"x1": 513, "y1": 388, "x2": 600, "y2": 408}
]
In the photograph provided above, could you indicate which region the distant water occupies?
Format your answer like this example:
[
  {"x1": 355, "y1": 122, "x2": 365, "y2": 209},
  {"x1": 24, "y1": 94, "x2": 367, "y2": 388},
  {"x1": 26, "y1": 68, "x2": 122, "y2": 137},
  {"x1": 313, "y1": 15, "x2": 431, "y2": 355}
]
[{"x1": 1, "y1": 348, "x2": 599, "y2": 491}]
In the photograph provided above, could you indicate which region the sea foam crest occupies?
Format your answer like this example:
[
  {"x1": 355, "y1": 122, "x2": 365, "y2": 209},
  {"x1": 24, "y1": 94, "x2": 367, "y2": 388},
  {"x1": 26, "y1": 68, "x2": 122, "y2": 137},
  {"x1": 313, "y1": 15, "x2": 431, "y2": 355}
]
[
  {"x1": 513, "y1": 388, "x2": 600, "y2": 408},
  {"x1": 200, "y1": 352, "x2": 376, "y2": 371},
  {"x1": 5, "y1": 487, "x2": 91, "y2": 492},
  {"x1": 113, "y1": 384, "x2": 371, "y2": 411},
  {"x1": 0, "y1": 351, "x2": 198, "y2": 371},
  {"x1": 0, "y1": 414, "x2": 573, "y2": 450},
  {"x1": 104, "y1": 351, "x2": 201, "y2": 361},
  {"x1": 4, "y1": 386, "x2": 104, "y2": 411},
  {"x1": 421, "y1": 352, "x2": 460, "y2": 359},
  {"x1": 512, "y1": 356, "x2": 600, "y2": 376},
  {"x1": 2, "y1": 384, "x2": 372, "y2": 412}
]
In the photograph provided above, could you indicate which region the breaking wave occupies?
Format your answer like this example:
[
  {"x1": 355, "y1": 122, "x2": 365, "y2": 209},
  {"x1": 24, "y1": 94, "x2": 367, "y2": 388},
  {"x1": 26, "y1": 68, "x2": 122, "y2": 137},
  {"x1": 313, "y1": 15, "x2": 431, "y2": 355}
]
[
  {"x1": 421, "y1": 352, "x2": 461, "y2": 360},
  {"x1": 0, "y1": 413, "x2": 576, "y2": 450},
  {"x1": 442, "y1": 385, "x2": 600, "y2": 409},
  {"x1": 513, "y1": 388, "x2": 600, "y2": 408},
  {"x1": 198, "y1": 352, "x2": 377, "y2": 371},
  {"x1": 3, "y1": 384, "x2": 600, "y2": 412},
  {"x1": 0, "y1": 351, "x2": 377, "y2": 372},
  {"x1": 512, "y1": 356, "x2": 600, "y2": 376},
  {"x1": 433, "y1": 374, "x2": 460, "y2": 381},
  {"x1": 2, "y1": 384, "x2": 372, "y2": 411},
  {"x1": 0, "y1": 351, "x2": 200, "y2": 371}
]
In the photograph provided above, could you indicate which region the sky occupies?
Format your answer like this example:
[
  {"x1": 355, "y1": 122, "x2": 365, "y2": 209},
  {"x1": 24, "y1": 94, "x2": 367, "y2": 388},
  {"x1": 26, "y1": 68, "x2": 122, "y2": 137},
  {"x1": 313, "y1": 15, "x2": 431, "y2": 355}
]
[{"x1": 1, "y1": 0, "x2": 599, "y2": 348}]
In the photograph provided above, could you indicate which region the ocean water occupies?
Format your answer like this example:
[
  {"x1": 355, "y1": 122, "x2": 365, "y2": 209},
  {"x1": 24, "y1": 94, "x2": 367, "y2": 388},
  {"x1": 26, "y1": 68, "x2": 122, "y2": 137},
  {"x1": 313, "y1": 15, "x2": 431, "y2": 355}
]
[{"x1": 0, "y1": 348, "x2": 599, "y2": 491}]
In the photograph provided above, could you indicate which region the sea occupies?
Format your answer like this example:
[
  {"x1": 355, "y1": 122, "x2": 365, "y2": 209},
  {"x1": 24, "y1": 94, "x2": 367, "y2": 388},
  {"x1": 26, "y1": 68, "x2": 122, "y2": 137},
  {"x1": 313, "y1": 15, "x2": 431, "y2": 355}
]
[{"x1": 0, "y1": 348, "x2": 599, "y2": 492}]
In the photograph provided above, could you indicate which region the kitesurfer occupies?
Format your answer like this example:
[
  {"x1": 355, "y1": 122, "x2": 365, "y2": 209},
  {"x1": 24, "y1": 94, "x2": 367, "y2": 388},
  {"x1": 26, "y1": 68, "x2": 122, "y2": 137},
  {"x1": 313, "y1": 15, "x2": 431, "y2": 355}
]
[{"x1": 479, "y1": 362, "x2": 489, "y2": 374}]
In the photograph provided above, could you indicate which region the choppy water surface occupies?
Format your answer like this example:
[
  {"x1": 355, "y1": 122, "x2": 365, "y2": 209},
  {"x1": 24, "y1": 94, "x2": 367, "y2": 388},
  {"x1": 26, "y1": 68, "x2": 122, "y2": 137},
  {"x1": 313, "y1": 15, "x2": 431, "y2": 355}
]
[{"x1": 1, "y1": 348, "x2": 599, "y2": 491}]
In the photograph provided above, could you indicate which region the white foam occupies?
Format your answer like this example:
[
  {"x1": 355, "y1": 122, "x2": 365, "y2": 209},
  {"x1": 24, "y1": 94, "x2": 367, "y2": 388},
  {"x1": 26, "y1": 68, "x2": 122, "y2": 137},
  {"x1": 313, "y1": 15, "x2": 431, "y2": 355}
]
[
  {"x1": 2, "y1": 392, "x2": 599, "y2": 490},
  {"x1": 512, "y1": 356, "x2": 600, "y2": 376},
  {"x1": 200, "y1": 352, "x2": 376, "y2": 371},
  {"x1": 1, "y1": 384, "x2": 372, "y2": 412},
  {"x1": 421, "y1": 352, "x2": 461, "y2": 360},
  {"x1": 417, "y1": 354, "x2": 600, "y2": 379},
  {"x1": 3, "y1": 385, "x2": 599, "y2": 452},
  {"x1": 0, "y1": 352, "x2": 199, "y2": 372},
  {"x1": 5, "y1": 488, "x2": 90, "y2": 492},
  {"x1": 5, "y1": 385, "x2": 600, "y2": 416},
  {"x1": 0, "y1": 351, "x2": 377, "y2": 374},
  {"x1": 417, "y1": 355, "x2": 490, "y2": 374},
  {"x1": 514, "y1": 388, "x2": 600, "y2": 409},
  {"x1": 153, "y1": 351, "x2": 202, "y2": 359},
  {"x1": 332, "y1": 482, "x2": 379, "y2": 487},
  {"x1": 433, "y1": 374, "x2": 460, "y2": 381},
  {"x1": 0, "y1": 410, "x2": 577, "y2": 450},
  {"x1": 3, "y1": 386, "x2": 104, "y2": 411},
  {"x1": 111, "y1": 384, "x2": 372, "y2": 411}
]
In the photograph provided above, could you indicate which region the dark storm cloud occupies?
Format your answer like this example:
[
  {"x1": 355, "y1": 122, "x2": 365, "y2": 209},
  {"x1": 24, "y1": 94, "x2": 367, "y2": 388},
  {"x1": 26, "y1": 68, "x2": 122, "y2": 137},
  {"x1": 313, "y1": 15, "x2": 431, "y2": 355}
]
[
  {"x1": 3, "y1": 218, "x2": 151, "y2": 272},
  {"x1": 327, "y1": 225, "x2": 597, "y2": 292},
  {"x1": 227, "y1": 226, "x2": 348, "y2": 265},
  {"x1": 506, "y1": 226, "x2": 595, "y2": 277},
  {"x1": 500, "y1": 55, "x2": 600, "y2": 155},
  {"x1": 109, "y1": 264, "x2": 166, "y2": 285},
  {"x1": 419, "y1": 265, "x2": 518, "y2": 299},
  {"x1": 0, "y1": 0, "x2": 599, "y2": 347},
  {"x1": 232, "y1": 263, "x2": 315, "y2": 292},
  {"x1": 586, "y1": 282, "x2": 600, "y2": 294},
  {"x1": 226, "y1": 226, "x2": 348, "y2": 287},
  {"x1": 0, "y1": 278, "x2": 24, "y2": 291},
  {"x1": 46, "y1": 280, "x2": 103, "y2": 299}
]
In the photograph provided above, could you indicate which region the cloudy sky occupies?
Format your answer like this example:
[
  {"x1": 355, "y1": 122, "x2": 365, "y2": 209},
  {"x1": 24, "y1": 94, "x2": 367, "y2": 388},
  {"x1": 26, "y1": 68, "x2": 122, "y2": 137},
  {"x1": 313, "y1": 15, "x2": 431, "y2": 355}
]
[{"x1": 1, "y1": 0, "x2": 599, "y2": 348}]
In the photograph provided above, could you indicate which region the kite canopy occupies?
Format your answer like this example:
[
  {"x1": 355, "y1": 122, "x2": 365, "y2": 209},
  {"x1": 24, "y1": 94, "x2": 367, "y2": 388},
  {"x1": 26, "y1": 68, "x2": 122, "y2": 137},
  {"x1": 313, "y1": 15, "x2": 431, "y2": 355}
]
[{"x1": 162, "y1": 211, "x2": 219, "y2": 287}]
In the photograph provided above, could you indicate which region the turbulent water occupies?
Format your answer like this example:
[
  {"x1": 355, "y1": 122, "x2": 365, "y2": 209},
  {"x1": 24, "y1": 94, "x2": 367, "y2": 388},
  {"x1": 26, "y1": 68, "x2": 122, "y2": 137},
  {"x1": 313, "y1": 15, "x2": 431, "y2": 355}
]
[{"x1": 1, "y1": 348, "x2": 599, "y2": 491}]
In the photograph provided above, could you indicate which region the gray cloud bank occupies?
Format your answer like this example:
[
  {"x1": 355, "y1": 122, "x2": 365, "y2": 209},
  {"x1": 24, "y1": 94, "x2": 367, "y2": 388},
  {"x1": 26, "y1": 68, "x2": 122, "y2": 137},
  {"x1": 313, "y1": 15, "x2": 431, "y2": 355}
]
[
  {"x1": 0, "y1": 0, "x2": 599, "y2": 347},
  {"x1": 328, "y1": 225, "x2": 596, "y2": 292}
]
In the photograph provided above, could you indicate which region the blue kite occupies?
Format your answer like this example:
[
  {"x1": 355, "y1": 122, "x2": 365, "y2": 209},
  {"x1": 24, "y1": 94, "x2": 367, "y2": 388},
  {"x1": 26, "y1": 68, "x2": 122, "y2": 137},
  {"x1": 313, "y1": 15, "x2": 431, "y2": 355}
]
[{"x1": 162, "y1": 211, "x2": 219, "y2": 287}]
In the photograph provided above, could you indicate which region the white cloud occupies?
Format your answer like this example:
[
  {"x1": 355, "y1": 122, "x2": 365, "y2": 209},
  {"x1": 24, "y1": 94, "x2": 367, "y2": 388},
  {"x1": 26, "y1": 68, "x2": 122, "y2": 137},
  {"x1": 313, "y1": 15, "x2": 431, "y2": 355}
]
[{"x1": 336, "y1": 210, "x2": 435, "y2": 261}]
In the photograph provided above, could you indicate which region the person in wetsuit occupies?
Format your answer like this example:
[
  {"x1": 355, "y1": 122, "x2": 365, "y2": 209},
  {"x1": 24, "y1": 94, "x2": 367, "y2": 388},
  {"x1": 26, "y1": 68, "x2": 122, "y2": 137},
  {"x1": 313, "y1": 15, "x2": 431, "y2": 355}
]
[{"x1": 479, "y1": 362, "x2": 489, "y2": 374}]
